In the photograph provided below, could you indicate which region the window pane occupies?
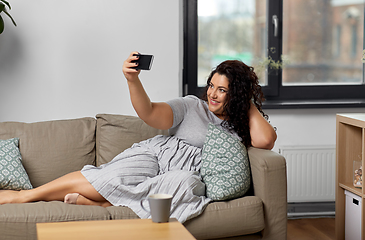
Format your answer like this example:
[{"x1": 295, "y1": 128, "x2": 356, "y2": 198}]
[
  {"x1": 198, "y1": 0, "x2": 267, "y2": 87},
  {"x1": 282, "y1": 0, "x2": 364, "y2": 85}
]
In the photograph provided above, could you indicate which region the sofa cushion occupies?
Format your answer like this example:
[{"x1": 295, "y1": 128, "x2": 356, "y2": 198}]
[
  {"x1": 0, "y1": 118, "x2": 96, "y2": 187},
  {"x1": 106, "y1": 206, "x2": 139, "y2": 220},
  {"x1": 95, "y1": 114, "x2": 167, "y2": 166},
  {"x1": 0, "y1": 138, "x2": 33, "y2": 190},
  {"x1": 0, "y1": 201, "x2": 110, "y2": 240},
  {"x1": 183, "y1": 196, "x2": 264, "y2": 239},
  {"x1": 201, "y1": 123, "x2": 251, "y2": 201}
]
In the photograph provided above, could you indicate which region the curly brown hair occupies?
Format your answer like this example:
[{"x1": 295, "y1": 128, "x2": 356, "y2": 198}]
[{"x1": 202, "y1": 60, "x2": 268, "y2": 148}]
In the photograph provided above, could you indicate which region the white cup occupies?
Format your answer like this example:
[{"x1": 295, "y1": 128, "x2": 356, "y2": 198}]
[{"x1": 140, "y1": 194, "x2": 173, "y2": 223}]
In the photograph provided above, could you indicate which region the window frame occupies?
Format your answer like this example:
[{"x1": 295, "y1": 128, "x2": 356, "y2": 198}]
[{"x1": 183, "y1": 0, "x2": 365, "y2": 109}]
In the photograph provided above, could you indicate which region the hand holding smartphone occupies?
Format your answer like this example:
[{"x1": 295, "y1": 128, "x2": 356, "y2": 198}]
[{"x1": 132, "y1": 53, "x2": 154, "y2": 70}]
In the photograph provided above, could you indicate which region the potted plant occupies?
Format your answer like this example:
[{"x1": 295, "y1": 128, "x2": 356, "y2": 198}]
[{"x1": 0, "y1": 0, "x2": 16, "y2": 34}]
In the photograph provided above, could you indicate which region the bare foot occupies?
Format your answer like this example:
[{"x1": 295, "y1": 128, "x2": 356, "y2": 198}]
[
  {"x1": 0, "y1": 190, "x2": 24, "y2": 204},
  {"x1": 64, "y1": 193, "x2": 79, "y2": 204},
  {"x1": 64, "y1": 193, "x2": 111, "y2": 207}
]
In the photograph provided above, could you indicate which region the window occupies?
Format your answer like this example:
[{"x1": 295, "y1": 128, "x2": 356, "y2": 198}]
[
  {"x1": 183, "y1": 0, "x2": 365, "y2": 108},
  {"x1": 351, "y1": 24, "x2": 358, "y2": 58},
  {"x1": 333, "y1": 25, "x2": 341, "y2": 58}
]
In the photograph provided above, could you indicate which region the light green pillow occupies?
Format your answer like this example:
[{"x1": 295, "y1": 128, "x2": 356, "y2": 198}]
[
  {"x1": 201, "y1": 123, "x2": 251, "y2": 201},
  {"x1": 0, "y1": 138, "x2": 33, "y2": 190}
]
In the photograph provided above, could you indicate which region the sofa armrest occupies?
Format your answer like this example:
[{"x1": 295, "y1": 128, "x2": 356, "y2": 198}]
[{"x1": 248, "y1": 147, "x2": 287, "y2": 240}]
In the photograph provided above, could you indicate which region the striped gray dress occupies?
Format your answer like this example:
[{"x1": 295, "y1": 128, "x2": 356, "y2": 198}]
[{"x1": 81, "y1": 95, "x2": 224, "y2": 223}]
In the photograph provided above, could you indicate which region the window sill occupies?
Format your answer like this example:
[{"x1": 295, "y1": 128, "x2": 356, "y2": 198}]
[{"x1": 263, "y1": 99, "x2": 365, "y2": 109}]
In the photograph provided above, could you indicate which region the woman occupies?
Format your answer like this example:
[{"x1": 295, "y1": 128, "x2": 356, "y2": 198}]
[{"x1": 0, "y1": 52, "x2": 276, "y2": 221}]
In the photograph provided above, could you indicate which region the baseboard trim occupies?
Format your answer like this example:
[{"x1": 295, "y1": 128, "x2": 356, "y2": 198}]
[{"x1": 287, "y1": 202, "x2": 335, "y2": 219}]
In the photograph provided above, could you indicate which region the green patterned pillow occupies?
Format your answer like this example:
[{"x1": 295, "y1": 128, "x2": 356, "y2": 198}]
[
  {"x1": 0, "y1": 138, "x2": 33, "y2": 190},
  {"x1": 201, "y1": 123, "x2": 250, "y2": 201}
]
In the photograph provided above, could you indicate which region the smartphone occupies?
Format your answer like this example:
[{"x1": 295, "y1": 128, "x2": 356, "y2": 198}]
[{"x1": 132, "y1": 54, "x2": 154, "y2": 70}]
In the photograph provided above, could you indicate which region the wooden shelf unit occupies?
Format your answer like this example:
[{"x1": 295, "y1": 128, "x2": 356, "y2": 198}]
[{"x1": 336, "y1": 114, "x2": 365, "y2": 240}]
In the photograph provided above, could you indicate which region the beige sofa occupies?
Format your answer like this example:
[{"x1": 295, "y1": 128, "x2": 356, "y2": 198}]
[{"x1": 0, "y1": 114, "x2": 287, "y2": 240}]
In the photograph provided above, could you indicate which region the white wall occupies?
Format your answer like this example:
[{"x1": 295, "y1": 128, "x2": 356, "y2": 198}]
[
  {"x1": 267, "y1": 108, "x2": 365, "y2": 153},
  {"x1": 0, "y1": 0, "x2": 364, "y2": 153},
  {"x1": 0, "y1": 0, "x2": 182, "y2": 122}
]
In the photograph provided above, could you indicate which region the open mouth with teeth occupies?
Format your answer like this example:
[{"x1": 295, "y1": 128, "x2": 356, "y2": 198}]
[{"x1": 209, "y1": 98, "x2": 220, "y2": 105}]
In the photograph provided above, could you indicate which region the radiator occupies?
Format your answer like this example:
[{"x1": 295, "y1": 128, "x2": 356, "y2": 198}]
[{"x1": 279, "y1": 146, "x2": 336, "y2": 203}]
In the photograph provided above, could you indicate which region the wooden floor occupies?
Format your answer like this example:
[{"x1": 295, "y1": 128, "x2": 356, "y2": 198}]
[{"x1": 287, "y1": 217, "x2": 335, "y2": 240}]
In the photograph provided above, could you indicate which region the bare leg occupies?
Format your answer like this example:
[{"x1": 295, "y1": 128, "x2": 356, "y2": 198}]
[
  {"x1": 0, "y1": 171, "x2": 110, "y2": 205},
  {"x1": 76, "y1": 195, "x2": 112, "y2": 207}
]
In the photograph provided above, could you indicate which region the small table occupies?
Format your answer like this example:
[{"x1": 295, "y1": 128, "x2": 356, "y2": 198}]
[{"x1": 36, "y1": 218, "x2": 196, "y2": 240}]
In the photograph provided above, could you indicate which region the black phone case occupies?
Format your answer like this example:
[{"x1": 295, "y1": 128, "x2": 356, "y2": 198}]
[{"x1": 132, "y1": 54, "x2": 154, "y2": 70}]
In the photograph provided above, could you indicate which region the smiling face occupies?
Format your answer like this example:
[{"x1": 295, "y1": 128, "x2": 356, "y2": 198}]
[{"x1": 206, "y1": 73, "x2": 229, "y2": 119}]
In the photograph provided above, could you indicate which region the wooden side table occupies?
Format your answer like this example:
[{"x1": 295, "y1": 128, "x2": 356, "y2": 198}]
[{"x1": 37, "y1": 218, "x2": 196, "y2": 240}]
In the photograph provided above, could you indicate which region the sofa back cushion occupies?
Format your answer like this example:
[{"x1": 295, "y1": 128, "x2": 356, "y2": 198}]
[
  {"x1": 0, "y1": 118, "x2": 96, "y2": 187},
  {"x1": 96, "y1": 114, "x2": 167, "y2": 166}
]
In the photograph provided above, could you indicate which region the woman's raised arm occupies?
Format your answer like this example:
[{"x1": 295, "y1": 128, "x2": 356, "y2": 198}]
[
  {"x1": 122, "y1": 52, "x2": 173, "y2": 130},
  {"x1": 248, "y1": 102, "x2": 277, "y2": 150}
]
